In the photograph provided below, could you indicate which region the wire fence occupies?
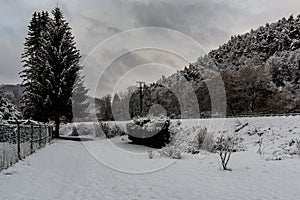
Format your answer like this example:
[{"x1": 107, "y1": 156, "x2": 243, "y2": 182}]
[
  {"x1": 197, "y1": 112, "x2": 300, "y2": 119},
  {"x1": 0, "y1": 120, "x2": 53, "y2": 171}
]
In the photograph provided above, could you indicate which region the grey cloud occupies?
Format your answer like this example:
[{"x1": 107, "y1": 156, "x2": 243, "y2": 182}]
[
  {"x1": 1, "y1": 0, "x2": 300, "y2": 94},
  {"x1": 126, "y1": 0, "x2": 243, "y2": 49},
  {"x1": 107, "y1": 26, "x2": 122, "y2": 34},
  {"x1": 82, "y1": 15, "x2": 107, "y2": 27},
  {"x1": 125, "y1": 0, "x2": 300, "y2": 49},
  {"x1": 80, "y1": 14, "x2": 122, "y2": 42}
]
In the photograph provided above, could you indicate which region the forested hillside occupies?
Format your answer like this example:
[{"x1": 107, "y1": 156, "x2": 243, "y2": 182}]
[{"x1": 97, "y1": 15, "x2": 300, "y2": 120}]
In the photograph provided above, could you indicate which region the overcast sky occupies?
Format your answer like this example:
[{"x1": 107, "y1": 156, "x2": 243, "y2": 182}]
[{"x1": 1, "y1": 0, "x2": 300, "y2": 96}]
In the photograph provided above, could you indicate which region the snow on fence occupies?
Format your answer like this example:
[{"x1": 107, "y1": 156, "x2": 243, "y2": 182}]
[{"x1": 0, "y1": 120, "x2": 53, "y2": 171}]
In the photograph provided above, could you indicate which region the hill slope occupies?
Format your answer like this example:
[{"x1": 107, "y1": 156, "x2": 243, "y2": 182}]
[{"x1": 108, "y1": 14, "x2": 300, "y2": 120}]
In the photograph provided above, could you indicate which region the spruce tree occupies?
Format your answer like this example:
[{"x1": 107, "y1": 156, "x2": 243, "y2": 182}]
[
  {"x1": 20, "y1": 11, "x2": 50, "y2": 122},
  {"x1": 46, "y1": 7, "x2": 82, "y2": 137},
  {"x1": 20, "y1": 7, "x2": 87, "y2": 137}
]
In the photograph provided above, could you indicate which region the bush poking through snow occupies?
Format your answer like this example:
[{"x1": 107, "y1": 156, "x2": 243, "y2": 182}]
[
  {"x1": 201, "y1": 133, "x2": 215, "y2": 153},
  {"x1": 169, "y1": 125, "x2": 215, "y2": 154},
  {"x1": 60, "y1": 122, "x2": 103, "y2": 136},
  {"x1": 148, "y1": 150, "x2": 154, "y2": 159},
  {"x1": 257, "y1": 136, "x2": 264, "y2": 159},
  {"x1": 99, "y1": 122, "x2": 110, "y2": 138},
  {"x1": 297, "y1": 140, "x2": 300, "y2": 156},
  {"x1": 214, "y1": 133, "x2": 240, "y2": 171},
  {"x1": 70, "y1": 126, "x2": 79, "y2": 136},
  {"x1": 192, "y1": 127, "x2": 215, "y2": 153},
  {"x1": 195, "y1": 127, "x2": 207, "y2": 149},
  {"x1": 127, "y1": 116, "x2": 170, "y2": 148},
  {"x1": 99, "y1": 121, "x2": 126, "y2": 138},
  {"x1": 159, "y1": 145, "x2": 182, "y2": 159}
]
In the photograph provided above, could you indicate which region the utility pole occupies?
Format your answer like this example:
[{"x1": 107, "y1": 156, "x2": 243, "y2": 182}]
[{"x1": 136, "y1": 81, "x2": 145, "y2": 115}]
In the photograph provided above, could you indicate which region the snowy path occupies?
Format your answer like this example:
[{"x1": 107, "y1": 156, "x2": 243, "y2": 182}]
[{"x1": 0, "y1": 138, "x2": 300, "y2": 200}]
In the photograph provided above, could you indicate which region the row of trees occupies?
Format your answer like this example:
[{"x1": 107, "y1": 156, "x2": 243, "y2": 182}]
[{"x1": 20, "y1": 7, "x2": 88, "y2": 137}]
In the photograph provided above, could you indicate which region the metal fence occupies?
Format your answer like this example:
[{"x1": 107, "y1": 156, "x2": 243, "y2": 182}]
[{"x1": 0, "y1": 120, "x2": 53, "y2": 170}]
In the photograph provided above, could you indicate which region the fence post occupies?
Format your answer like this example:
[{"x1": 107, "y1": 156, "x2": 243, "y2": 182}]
[
  {"x1": 38, "y1": 122, "x2": 42, "y2": 148},
  {"x1": 50, "y1": 126, "x2": 53, "y2": 142},
  {"x1": 30, "y1": 123, "x2": 33, "y2": 154},
  {"x1": 43, "y1": 125, "x2": 46, "y2": 146},
  {"x1": 16, "y1": 120, "x2": 21, "y2": 160},
  {"x1": 48, "y1": 125, "x2": 52, "y2": 144}
]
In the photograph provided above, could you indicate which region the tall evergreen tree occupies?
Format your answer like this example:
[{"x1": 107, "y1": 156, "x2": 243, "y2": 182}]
[
  {"x1": 21, "y1": 7, "x2": 85, "y2": 137},
  {"x1": 20, "y1": 11, "x2": 50, "y2": 122},
  {"x1": 46, "y1": 7, "x2": 82, "y2": 137}
]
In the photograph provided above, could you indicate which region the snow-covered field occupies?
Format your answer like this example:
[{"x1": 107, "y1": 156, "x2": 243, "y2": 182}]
[
  {"x1": 0, "y1": 116, "x2": 300, "y2": 200},
  {"x1": 171, "y1": 116, "x2": 300, "y2": 160}
]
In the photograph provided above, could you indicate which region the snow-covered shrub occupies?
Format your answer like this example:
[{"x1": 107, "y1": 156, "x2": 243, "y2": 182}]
[
  {"x1": 60, "y1": 122, "x2": 95, "y2": 136},
  {"x1": 256, "y1": 129, "x2": 268, "y2": 158},
  {"x1": 159, "y1": 145, "x2": 182, "y2": 159},
  {"x1": 168, "y1": 123, "x2": 215, "y2": 154},
  {"x1": 94, "y1": 123, "x2": 106, "y2": 138},
  {"x1": 126, "y1": 116, "x2": 170, "y2": 148},
  {"x1": 286, "y1": 139, "x2": 300, "y2": 156},
  {"x1": 111, "y1": 124, "x2": 126, "y2": 137},
  {"x1": 214, "y1": 133, "x2": 240, "y2": 170},
  {"x1": 99, "y1": 122, "x2": 110, "y2": 137},
  {"x1": 201, "y1": 133, "x2": 215, "y2": 153},
  {"x1": 257, "y1": 136, "x2": 264, "y2": 158},
  {"x1": 297, "y1": 140, "x2": 300, "y2": 156},
  {"x1": 147, "y1": 150, "x2": 154, "y2": 159},
  {"x1": 0, "y1": 93, "x2": 21, "y2": 122},
  {"x1": 170, "y1": 139, "x2": 196, "y2": 154},
  {"x1": 235, "y1": 119, "x2": 242, "y2": 126},
  {"x1": 194, "y1": 127, "x2": 207, "y2": 149},
  {"x1": 70, "y1": 126, "x2": 79, "y2": 136},
  {"x1": 176, "y1": 120, "x2": 182, "y2": 126},
  {"x1": 99, "y1": 122, "x2": 126, "y2": 138},
  {"x1": 247, "y1": 126, "x2": 258, "y2": 136}
]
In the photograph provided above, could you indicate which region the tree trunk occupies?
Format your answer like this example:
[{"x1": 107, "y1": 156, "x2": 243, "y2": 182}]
[{"x1": 53, "y1": 115, "x2": 60, "y2": 138}]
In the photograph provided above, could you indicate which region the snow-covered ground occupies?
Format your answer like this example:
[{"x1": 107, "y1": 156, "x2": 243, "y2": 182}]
[
  {"x1": 62, "y1": 116, "x2": 300, "y2": 160},
  {"x1": 0, "y1": 116, "x2": 300, "y2": 200},
  {"x1": 0, "y1": 138, "x2": 300, "y2": 200}
]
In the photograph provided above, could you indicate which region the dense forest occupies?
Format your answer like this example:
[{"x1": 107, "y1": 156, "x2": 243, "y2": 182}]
[{"x1": 97, "y1": 15, "x2": 300, "y2": 120}]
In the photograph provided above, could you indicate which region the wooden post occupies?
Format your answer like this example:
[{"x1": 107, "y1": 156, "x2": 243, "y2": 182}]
[
  {"x1": 38, "y1": 122, "x2": 42, "y2": 148},
  {"x1": 30, "y1": 123, "x2": 34, "y2": 154},
  {"x1": 48, "y1": 125, "x2": 52, "y2": 144},
  {"x1": 16, "y1": 120, "x2": 21, "y2": 160},
  {"x1": 43, "y1": 125, "x2": 46, "y2": 146}
]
